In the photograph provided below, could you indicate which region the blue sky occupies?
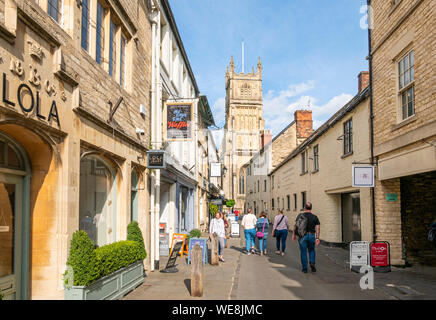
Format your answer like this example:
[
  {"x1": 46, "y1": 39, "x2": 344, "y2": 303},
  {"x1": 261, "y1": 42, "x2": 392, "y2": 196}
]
[{"x1": 169, "y1": 0, "x2": 369, "y2": 146}]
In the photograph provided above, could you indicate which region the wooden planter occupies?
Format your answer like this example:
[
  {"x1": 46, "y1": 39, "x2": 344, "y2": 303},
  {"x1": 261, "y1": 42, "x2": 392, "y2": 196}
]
[{"x1": 64, "y1": 261, "x2": 144, "y2": 300}]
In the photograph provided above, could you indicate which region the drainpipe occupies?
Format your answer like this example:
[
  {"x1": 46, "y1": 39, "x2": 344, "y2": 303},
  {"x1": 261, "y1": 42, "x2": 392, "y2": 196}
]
[
  {"x1": 367, "y1": 0, "x2": 377, "y2": 242},
  {"x1": 149, "y1": 3, "x2": 159, "y2": 271}
]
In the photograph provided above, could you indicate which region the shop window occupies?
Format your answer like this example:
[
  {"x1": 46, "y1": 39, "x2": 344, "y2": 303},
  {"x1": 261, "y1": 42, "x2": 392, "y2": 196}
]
[
  {"x1": 81, "y1": 0, "x2": 90, "y2": 51},
  {"x1": 131, "y1": 171, "x2": 139, "y2": 222},
  {"x1": 79, "y1": 156, "x2": 116, "y2": 247},
  {"x1": 0, "y1": 139, "x2": 24, "y2": 170}
]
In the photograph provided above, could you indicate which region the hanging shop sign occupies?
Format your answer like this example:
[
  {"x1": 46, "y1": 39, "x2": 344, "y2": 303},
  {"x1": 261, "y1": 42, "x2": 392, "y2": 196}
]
[
  {"x1": 2, "y1": 73, "x2": 61, "y2": 127},
  {"x1": 147, "y1": 150, "x2": 166, "y2": 169},
  {"x1": 165, "y1": 102, "x2": 193, "y2": 140},
  {"x1": 370, "y1": 241, "x2": 391, "y2": 272},
  {"x1": 210, "y1": 162, "x2": 222, "y2": 177},
  {"x1": 352, "y1": 166, "x2": 374, "y2": 187},
  {"x1": 350, "y1": 241, "x2": 369, "y2": 272}
]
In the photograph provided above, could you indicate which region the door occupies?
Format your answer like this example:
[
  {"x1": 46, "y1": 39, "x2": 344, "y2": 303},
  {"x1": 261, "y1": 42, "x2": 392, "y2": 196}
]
[
  {"x1": 341, "y1": 192, "x2": 361, "y2": 243},
  {"x1": 0, "y1": 173, "x2": 23, "y2": 300}
]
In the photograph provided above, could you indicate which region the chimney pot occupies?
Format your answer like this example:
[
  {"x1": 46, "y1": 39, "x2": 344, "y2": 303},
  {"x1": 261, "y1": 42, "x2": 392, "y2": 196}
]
[{"x1": 358, "y1": 71, "x2": 370, "y2": 93}]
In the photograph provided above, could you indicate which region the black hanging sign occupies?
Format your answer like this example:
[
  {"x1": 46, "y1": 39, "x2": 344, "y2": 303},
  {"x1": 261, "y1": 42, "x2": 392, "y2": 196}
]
[{"x1": 147, "y1": 150, "x2": 166, "y2": 169}]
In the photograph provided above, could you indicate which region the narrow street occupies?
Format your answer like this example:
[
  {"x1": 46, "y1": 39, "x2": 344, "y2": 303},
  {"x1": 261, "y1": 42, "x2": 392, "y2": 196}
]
[{"x1": 124, "y1": 226, "x2": 436, "y2": 300}]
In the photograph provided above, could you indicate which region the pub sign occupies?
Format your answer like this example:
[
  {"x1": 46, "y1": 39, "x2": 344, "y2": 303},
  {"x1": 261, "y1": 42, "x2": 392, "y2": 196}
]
[{"x1": 165, "y1": 102, "x2": 193, "y2": 140}]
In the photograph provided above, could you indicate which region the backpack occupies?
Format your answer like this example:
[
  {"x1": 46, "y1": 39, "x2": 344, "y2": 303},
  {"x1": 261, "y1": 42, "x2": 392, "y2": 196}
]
[{"x1": 295, "y1": 214, "x2": 308, "y2": 239}]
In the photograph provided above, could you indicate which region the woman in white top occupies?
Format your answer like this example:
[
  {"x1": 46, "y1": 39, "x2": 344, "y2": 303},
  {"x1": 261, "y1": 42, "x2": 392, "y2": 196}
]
[
  {"x1": 209, "y1": 211, "x2": 226, "y2": 262},
  {"x1": 241, "y1": 208, "x2": 257, "y2": 255}
]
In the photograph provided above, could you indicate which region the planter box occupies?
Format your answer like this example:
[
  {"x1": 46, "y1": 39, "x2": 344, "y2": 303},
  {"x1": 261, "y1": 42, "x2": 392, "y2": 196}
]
[{"x1": 65, "y1": 261, "x2": 144, "y2": 300}]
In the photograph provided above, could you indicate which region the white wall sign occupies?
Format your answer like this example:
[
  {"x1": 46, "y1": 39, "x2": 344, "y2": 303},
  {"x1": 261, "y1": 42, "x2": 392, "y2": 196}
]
[
  {"x1": 350, "y1": 241, "x2": 369, "y2": 268},
  {"x1": 210, "y1": 162, "x2": 222, "y2": 177},
  {"x1": 352, "y1": 166, "x2": 374, "y2": 187}
]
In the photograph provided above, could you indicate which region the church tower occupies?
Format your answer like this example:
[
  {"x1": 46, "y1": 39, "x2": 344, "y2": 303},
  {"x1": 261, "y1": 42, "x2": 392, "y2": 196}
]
[{"x1": 222, "y1": 56, "x2": 265, "y2": 212}]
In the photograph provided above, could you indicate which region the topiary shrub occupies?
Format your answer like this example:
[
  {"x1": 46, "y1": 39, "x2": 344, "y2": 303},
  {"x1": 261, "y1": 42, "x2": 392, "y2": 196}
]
[
  {"x1": 64, "y1": 231, "x2": 101, "y2": 287},
  {"x1": 127, "y1": 221, "x2": 147, "y2": 260},
  {"x1": 188, "y1": 229, "x2": 202, "y2": 240},
  {"x1": 95, "y1": 241, "x2": 144, "y2": 278}
]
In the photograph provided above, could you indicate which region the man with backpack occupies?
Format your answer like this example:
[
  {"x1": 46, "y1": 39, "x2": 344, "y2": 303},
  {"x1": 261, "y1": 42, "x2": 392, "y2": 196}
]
[{"x1": 293, "y1": 202, "x2": 320, "y2": 273}]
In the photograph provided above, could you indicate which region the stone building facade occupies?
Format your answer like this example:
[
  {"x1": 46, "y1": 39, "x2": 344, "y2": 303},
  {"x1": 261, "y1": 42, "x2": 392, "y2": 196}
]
[
  {"x1": 221, "y1": 56, "x2": 265, "y2": 212},
  {"x1": 243, "y1": 110, "x2": 313, "y2": 217},
  {"x1": 268, "y1": 75, "x2": 372, "y2": 244},
  {"x1": 370, "y1": 0, "x2": 436, "y2": 265},
  {"x1": 0, "y1": 0, "x2": 152, "y2": 299}
]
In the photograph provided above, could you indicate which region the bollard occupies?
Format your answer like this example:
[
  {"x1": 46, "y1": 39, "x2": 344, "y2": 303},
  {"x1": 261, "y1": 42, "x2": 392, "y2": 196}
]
[
  {"x1": 190, "y1": 244, "x2": 203, "y2": 297},
  {"x1": 211, "y1": 233, "x2": 219, "y2": 265}
]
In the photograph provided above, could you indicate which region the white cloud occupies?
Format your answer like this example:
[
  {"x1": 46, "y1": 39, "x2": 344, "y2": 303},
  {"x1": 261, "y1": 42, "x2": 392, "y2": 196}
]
[
  {"x1": 211, "y1": 97, "x2": 226, "y2": 127},
  {"x1": 263, "y1": 81, "x2": 353, "y2": 136}
]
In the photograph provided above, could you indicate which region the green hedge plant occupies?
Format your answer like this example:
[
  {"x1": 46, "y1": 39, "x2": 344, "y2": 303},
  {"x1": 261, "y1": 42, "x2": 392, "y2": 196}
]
[
  {"x1": 95, "y1": 241, "x2": 144, "y2": 278},
  {"x1": 64, "y1": 231, "x2": 100, "y2": 287},
  {"x1": 64, "y1": 222, "x2": 147, "y2": 288},
  {"x1": 127, "y1": 221, "x2": 147, "y2": 260}
]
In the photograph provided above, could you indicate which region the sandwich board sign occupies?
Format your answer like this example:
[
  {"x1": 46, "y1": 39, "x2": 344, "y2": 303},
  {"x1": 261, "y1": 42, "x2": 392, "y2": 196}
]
[
  {"x1": 187, "y1": 238, "x2": 208, "y2": 266},
  {"x1": 231, "y1": 222, "x2": 240, "y2": 238},
  {"x1": 370, "y1": 241, "x2": 391, "y2": 272},
  {"x1": 160, "y1": 240, "x2": 183, "y2": 273},
  {"x1": 350, "y1": 241, "x2": 369, "y2": 272}
]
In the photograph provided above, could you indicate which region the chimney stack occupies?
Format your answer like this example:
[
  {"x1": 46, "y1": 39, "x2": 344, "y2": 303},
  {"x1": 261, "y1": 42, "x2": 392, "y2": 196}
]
[
  {"x1": 261, "y1": 130, "x2": 272, "y2": 148},
  {"x1": 295, "y1": 110, "x2": 314, "y2": 139},
  {"x1": 358, "y1": 71, "x2": 370, "y2": 93}
]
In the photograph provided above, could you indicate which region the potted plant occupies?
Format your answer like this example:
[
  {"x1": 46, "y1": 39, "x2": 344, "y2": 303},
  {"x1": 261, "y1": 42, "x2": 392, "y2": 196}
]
[{"x1": 64, "y1": 221, "x2": 147, "y2": 300}]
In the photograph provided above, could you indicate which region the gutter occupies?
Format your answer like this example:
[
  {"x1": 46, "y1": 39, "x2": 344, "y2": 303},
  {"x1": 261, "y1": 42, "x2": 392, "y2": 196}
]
[{"x1": 367, "y1": 0, "x2": 377, "y2": 242}]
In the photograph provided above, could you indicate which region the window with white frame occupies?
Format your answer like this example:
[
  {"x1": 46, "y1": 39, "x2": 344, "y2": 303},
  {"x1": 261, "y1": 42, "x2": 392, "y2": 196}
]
[{"x1": 398, "y1": 50, "x2": 415, "y2": 120}]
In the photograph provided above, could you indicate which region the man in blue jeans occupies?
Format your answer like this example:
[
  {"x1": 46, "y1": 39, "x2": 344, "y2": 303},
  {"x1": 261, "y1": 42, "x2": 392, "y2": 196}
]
[{"x1": 293, "y1": 202, "x2": 320, "y2": 273}]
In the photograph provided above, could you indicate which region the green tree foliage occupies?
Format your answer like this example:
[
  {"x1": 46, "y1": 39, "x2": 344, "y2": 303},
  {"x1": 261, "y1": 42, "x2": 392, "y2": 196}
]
[
  {"x1": 127, "y1": 221, "x2": 147, "y2": 260},
  {"x1": 225, "y1": 199, "x2": 235, "y2": 208},
  {"x1": 64, "y1": 231, "x2": 100, "y2": 287},
  {"x1": 209, "y1": 203, "x2": 218, "y2": 215}
]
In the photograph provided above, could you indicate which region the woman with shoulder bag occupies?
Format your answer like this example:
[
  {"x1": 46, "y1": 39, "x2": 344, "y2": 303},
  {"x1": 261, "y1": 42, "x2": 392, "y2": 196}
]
[
  {"x1": 256, "y1": 212, "x2": 269, "y2": 256},
  {"x1": 272, "y1": 209, "x2": 290, "y2": 256},
  {"x1": 209, "y1": 211, "x2": 226, "y2": 262}
]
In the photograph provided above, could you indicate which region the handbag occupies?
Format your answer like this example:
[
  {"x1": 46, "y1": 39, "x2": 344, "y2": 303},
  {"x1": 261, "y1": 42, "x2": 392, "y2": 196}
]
[
  {"x1": 272, "y1": 215, "x2": 285, "y2": 237},
  {"x1": 256, "y1": 218, "x2": 267, "y2": 239}
]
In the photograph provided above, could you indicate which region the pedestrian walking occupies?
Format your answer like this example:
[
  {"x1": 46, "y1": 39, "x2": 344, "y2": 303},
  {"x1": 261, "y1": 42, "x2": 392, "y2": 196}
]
[
  {"x1": 209, "y1": 211, "x2": 226, "y2": 262},
  {"x1": 293, "y1": 202, "x2": 320, "y2": 273},
  {"x1": 241, "y1": 208, "x2": 257, "y2": 255},
  {"x1": 272, "y1": 209, "x2": 290, "y2": 256},
  {"x1": 256, "y1": 212, "x2": 269, "y2": 256},
  {"x1": 429, "y1": 220, "x2": 436, "y2": 256}
]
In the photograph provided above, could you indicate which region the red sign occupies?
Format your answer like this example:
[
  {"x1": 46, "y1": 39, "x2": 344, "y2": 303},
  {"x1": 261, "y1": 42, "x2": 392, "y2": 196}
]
[{"x1": 370, "y1": 242, "x2": 389, "y2": 267}]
